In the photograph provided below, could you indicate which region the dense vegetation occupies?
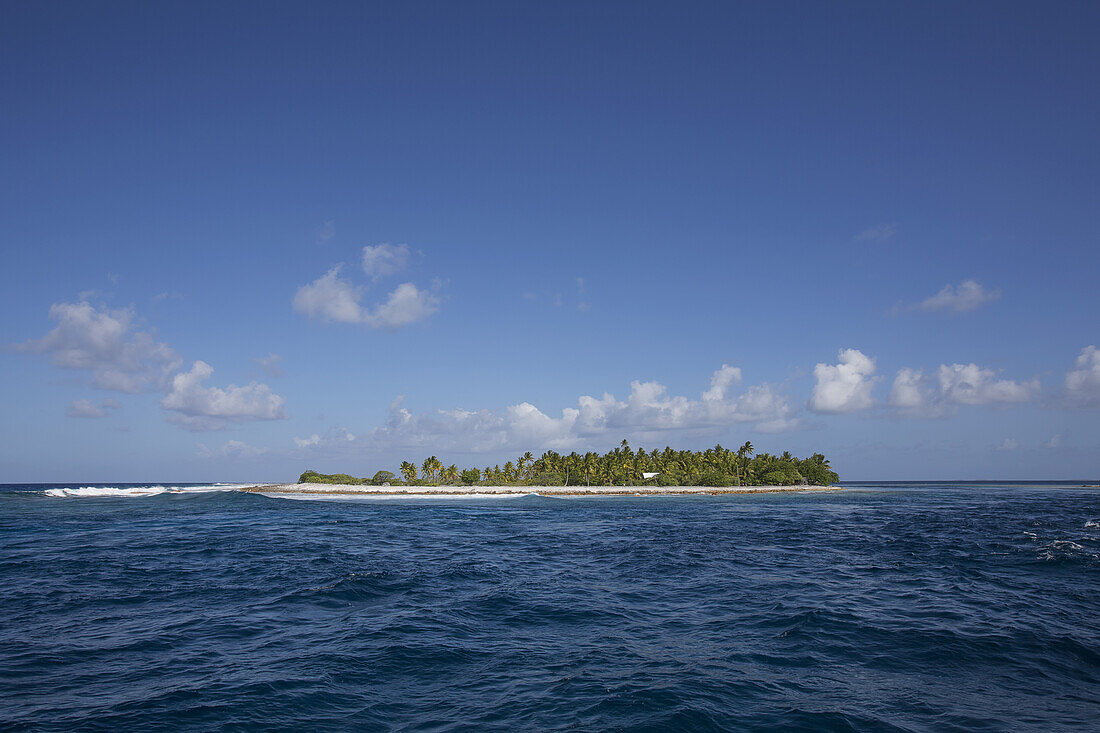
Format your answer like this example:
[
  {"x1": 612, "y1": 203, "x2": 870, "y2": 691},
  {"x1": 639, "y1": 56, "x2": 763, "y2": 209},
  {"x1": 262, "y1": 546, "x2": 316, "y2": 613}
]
[{"x1": 298, "y1": 440, "x2": 839, "y2": 487}]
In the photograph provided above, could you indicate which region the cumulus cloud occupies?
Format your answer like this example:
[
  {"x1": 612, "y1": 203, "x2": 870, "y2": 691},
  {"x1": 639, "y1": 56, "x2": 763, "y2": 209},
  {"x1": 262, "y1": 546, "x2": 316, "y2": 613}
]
[
  {"x1": 997, "y1": 438, "x2": 1019, "y2": 451},
  {"x1": 362, "y1": 283, "x2": 439, "y2": 331},
  {"x1": 1043, "y1": 434, "x2": 1062, "y2": 449},
  {"x1": 292, "y1": 266, "x2": 365, "y2": 324},
  {"x1": 916, "y1": 280, "x2": 1001, "y2": 313},
  {"x1": 888, "y1": 362, "x2": 1038, "y2": 415},
  {"x1": 15, "y1": 300, "x2": 180, "y2": 393},
  {"x1": 702, "y1": 364, "x2": 742, "y2": 401},
  {"x1": 1064, "y1": 345, "x2": 1100, "y2": 407},
  {"x1": 66, "y1": 398, "x2": 120, "y2": 419},
  {"x1": 294, "y1": 265, "x2": 439, "y2": 330},
  {"x1": 936, "y1": 363, "x2": 1038, "y2": 405},
  {"x1": 361, "y1": 365, "x2": 797, "y2": 455},
  {"x1": 361, "y1": 243, "x2": 410, "y2": 279},
  {"x1": 887, "y1": 368, "x2": 952, "y2": 417},
  {"x1": 889, "y1": 368, "x2": 925, "y2": 409},
  {"x1": 19, "y1": 298, "x2": 286, "y2": 432},
  {"x1": 292, "y1": 427, "x2": 356, "y2": 450},
  {"x1": 810, "y1": 349, "x2": 876, "y2": 413},
  {"x1": 161, "y1": 361, "x2": 287, "y2": 430}
]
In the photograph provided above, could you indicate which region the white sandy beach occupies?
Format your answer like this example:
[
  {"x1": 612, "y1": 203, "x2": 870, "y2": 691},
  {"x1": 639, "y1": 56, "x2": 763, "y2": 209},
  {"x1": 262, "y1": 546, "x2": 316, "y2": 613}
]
[{"x1": 243, "y1": 483, "x2": 841, "y2": 497}]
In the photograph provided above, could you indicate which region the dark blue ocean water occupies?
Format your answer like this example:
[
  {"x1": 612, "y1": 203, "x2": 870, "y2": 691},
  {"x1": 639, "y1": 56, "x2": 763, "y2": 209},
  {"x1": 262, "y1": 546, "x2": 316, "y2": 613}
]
[{"x1": 1, "y1": 482, "x2": 1098, "y2": 731}]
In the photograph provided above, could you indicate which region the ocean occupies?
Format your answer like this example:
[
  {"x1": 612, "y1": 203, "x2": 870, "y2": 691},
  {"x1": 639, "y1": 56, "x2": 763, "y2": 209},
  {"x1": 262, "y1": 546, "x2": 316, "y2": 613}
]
[{"x1": 1, "y1": 482, "x2": 1097, "y2": 731}]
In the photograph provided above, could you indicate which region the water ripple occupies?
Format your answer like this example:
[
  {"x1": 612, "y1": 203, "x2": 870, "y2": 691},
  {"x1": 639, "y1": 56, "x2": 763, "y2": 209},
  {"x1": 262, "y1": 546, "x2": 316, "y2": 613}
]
[{"x1": 0, "y1": 482, "x2": 1097, "y2": 730}]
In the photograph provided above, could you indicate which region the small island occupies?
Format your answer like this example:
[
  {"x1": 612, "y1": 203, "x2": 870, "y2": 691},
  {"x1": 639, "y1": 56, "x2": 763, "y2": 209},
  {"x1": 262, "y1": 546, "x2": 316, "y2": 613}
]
[{"x1": 244, "y1": 441, "x2": 843, "y2": 497}]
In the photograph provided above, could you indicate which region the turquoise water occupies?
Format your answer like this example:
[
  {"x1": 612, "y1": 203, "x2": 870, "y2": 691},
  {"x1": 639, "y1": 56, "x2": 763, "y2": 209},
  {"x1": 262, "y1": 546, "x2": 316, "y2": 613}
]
[{"x1": 1, "y1": 482, "x2": 1098, "y2": 730}]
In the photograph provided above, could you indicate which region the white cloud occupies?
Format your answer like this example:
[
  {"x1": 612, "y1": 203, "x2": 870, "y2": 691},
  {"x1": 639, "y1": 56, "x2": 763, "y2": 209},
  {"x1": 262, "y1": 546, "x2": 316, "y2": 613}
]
[
  {"x1": 702, "y1": 364, "x2": 742, "y2": 401},
  {"x1": 1044, "y1": 434, "x2": 1062, "y2": 449},
  {"x1": 197, "y1": 440, "x2": 269, "y2": 459},
  {"x1": 916, "y1": 280, "x2": 1001, "y2": 313},
  {"x1": 292, "y1": 266, "x2": 365, "y2": 324},
  {"x1": 316, "y1": 220, "x2": 335, "y2": 244},
  {"x1": 889, "y1": 368, "x2": 925, "y2": 409},
  {"x1": 1064, "y1": 345, "x2": 1100, "y2": 407},
  {"x1": 254, "y1": 353, "x2": 284, "y2": 378},
  {"x1": 363, "y1": 365, "x2": 797, "y2": 454},
  {"x1": 294, "y1": 266, "x2": 439, "y2": 330},
  {"x1": 362, "y1": 283, "x2": 439, "y2": 331},
  {"x1": 66, "y1": 398, "x2": 120, "y2": 419},
  {"x1": 361, "y1": 243, "x2": 410, "y2": 279},
  {"x1": 292, "y1": 426, "x2": 357, "y2": 450},
  {"x1": 997, "y1": 438, "x2": 1019, "y2": 451},
  {"x1": 810, "y1": 349, "x2": 876, "y2": 413},
  {"x1": 161, "y1": 361, "x2": 286, "y2": 430},
  {"x1": 889, "y1": 363, "x2": 1038, "y2": 415},
  {"x1": 854, "y1": 223, "x2": 897, "y2": 243},
  {"x1": 936, "y1": 363, "x2": 1038, "y2": 405},
  {"x1": 19, "y1": 298, "x2": 286, "y2": 431},
  {"x1": 16, "y1": 300, "x2": 180, "y2": 393}
]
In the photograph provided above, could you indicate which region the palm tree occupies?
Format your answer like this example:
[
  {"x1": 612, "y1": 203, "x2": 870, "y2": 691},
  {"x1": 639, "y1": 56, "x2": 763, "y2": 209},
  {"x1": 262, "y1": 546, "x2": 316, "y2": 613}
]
[
  {"x1": 517, "y1": 451, "x2": 534, "y2": 479},
  {"x1": 378, "y1": 440, "x2": 836, "y2": 491},
  {"x1": 735, "y1": 441, "x2": 755, "y2": 485}
]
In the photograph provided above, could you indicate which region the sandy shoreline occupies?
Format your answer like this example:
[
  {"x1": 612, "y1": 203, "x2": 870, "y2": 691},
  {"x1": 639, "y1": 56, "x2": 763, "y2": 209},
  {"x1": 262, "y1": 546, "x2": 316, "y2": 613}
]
[{"x1": 241, "y1": 483, "x2": 842, "y2": 497}]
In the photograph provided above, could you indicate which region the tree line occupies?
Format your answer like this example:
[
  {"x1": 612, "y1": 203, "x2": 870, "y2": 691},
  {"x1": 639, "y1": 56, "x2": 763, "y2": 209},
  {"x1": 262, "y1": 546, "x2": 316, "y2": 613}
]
[{"x1": 298, "y1": 440, "x2": 839, "y2": 487}]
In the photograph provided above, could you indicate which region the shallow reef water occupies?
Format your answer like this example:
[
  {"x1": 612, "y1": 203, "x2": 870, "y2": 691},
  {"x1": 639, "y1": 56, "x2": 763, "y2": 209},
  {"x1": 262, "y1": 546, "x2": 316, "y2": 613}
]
[{"x1": 1, "y1": 481, "x2": 1098, "y2": 731}]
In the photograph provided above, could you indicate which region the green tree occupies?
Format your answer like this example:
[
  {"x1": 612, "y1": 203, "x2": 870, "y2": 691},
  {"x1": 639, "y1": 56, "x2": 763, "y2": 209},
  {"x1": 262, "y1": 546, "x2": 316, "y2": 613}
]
[
  {"x1": 421, "y1": 456, "x2": 443, "y2": 483},
  {"x1": 304, "y1": 439, "x2": 839, "y2": 490}
]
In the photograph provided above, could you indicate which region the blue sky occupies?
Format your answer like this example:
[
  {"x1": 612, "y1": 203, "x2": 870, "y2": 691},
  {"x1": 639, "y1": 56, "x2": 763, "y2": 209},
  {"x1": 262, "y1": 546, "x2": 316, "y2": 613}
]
[{"x1": 2, "y1": 1, "x2": 1098, "y2": 481}]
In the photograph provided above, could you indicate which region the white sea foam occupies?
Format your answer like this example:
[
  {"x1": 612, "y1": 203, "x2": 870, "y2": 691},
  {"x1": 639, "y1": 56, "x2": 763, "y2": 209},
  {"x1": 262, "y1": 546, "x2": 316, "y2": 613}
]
[
  {"x1": 262, "y1": 491, "x2": 539, "y2": 502},
  {"x1": 1085, "y1": 520, "x2": 1100, "y2": 528},
  {"x1": 43, "y1": 484, "x2": 250, "y2": 498}
]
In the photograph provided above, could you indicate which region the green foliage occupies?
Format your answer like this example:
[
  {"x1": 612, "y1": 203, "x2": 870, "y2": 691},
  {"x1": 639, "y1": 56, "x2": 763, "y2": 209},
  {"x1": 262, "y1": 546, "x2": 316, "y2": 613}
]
[
  {"x1": 297, "y1": 470, "x2": 365, "y2": 485},
  {"x1": 797, "y1": 454, "x2": 840, "y2": 486},
  {"x1": 655, "y1": 470, "x2": 682, "y2": 487},
  {"x1": 697, "y1": 469, "x2": 734, "y2": 487},
  {"x1": 299, "y1": 442, "x2": 839, "y2": 488}
]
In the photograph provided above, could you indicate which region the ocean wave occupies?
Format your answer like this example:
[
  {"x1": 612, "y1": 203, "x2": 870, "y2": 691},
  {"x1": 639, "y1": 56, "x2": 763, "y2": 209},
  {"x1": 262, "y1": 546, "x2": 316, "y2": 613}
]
[
  {"x1": 43, "y1": 485, "x2": 249, "y2": 498},
  {"x1": 4, "y1": 481, "x2": 1099, "y2": 730},
  {"x1": 1036, "y1": 539, "x2": 1093, "y2": 563}
]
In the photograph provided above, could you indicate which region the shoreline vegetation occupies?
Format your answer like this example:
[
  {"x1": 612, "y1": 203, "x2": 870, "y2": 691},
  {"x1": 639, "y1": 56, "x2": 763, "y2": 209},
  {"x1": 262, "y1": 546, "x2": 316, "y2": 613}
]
[{"x1": 278, "y1": 441, "x2": 841, "y2": 496}]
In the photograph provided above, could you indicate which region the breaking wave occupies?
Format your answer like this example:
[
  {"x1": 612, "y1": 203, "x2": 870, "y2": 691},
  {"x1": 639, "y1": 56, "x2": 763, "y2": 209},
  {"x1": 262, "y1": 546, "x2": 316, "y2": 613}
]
[{"x1": 43, "y1": 484, "x2": 250, "y2": 498}]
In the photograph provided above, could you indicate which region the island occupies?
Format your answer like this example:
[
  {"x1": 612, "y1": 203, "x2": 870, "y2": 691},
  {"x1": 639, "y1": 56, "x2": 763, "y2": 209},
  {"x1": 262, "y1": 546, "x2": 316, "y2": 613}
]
[{"x1": 241, "y1": 440, "x2": 844, "y2": 497}]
